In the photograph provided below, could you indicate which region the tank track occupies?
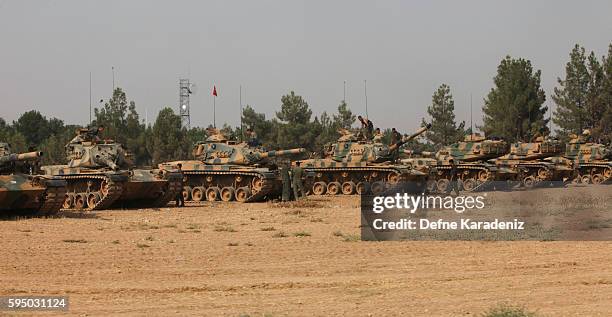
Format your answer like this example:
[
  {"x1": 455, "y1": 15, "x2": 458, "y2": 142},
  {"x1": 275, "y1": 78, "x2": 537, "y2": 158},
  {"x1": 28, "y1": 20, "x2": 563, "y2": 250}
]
[
  {"x1": 184, "y1": 170, "x2": 276, "y2": 202},
  {"x1": 37, "y1": 184, "x2": 67, "y2": 216},
  {"x1": 573, "y1": 163, "x2": 612, "y2": 184},
  {"x1": 434, "y1": 165, "x2": 494, "y2": 192},
  {"x1": 304, "y1": 166, "x2": 426, "y2": 195},
  {"x1": 61, "y1": 175, "x2": 125, "y2": 211}
]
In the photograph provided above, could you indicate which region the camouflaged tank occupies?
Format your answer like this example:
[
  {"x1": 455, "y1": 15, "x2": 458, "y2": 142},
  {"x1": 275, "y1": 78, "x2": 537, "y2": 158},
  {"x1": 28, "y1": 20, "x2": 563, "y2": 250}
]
[
  {"x1": 562, "y1": 130, "x2": 611, "y2": 184},
  {"x1": 294, "y1": 124, "x2": 432, "y2": 196},
  {"x1": 410, "y1": 134, "x2": 510, "y2": 192},
  {"x1": 493, "y1": 136, "x2": 573, "y2": 187},
  {"x1": 0, "y1": 142, "x2": 66, "y2": 215},
  {"x1": 158, "y1": 129, "x2": 306, "y2": 202},
  {"x1": 41, "y1": 129, "x2": 182, "y2": 210}
]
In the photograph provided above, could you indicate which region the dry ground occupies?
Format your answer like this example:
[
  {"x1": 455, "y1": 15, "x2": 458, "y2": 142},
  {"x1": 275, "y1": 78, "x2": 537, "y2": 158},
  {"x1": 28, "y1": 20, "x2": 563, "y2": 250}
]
[{"x1": 1, "y1": 186, "x2": 611, "y2": 316}]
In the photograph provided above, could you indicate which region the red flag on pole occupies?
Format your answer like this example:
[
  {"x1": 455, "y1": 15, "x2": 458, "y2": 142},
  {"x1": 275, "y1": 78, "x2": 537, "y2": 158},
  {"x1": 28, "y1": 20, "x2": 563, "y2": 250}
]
[{"x1": 212, "y1": 85, "x2": 218, "y2": 97}]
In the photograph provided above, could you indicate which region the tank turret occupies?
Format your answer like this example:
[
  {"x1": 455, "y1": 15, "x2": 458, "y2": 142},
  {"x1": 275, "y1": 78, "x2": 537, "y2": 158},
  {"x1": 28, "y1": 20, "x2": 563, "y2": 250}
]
[
  {"x1": 65, "y1": 141, "x2": 131, "y2": 171},
  {"x1": 435, "y1": 133, "x2": 509, "y2": 163},
  {"x1": 330, "y1": 124, "x2": 431, "y2": 164},
  {"x1": 193, "y1": 140, "x2": 305, "y2": 165}
]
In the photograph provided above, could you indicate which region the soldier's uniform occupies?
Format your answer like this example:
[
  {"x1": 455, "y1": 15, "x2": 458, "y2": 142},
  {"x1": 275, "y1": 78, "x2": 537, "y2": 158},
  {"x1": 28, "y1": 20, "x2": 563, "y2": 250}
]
[
  {"x1": 280, "y1": 165, "x2": 291, "y2": 202},
  {"x1": 446, "y1": 160, "x2": 460, "y2": 196},
  {"x1": 291, "y1": 164, "x2": 305, "y2": 200},
  {"x1": 175, "y1": 164, "x2": 185, "y2": 207}
]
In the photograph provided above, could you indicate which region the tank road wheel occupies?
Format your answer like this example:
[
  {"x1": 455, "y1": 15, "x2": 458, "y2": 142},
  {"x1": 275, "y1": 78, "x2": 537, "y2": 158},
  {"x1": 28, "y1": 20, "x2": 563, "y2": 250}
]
[
  {"x1": 426, "y1": 180, "x2": 437, "y2": 192},
  {"x1": 537, "y1": 168, "x2": 549, "y2": 180},
  {"x1": 87, "y1": 192, "x2": 101, "y2": 208},
  {"x1": 604, "y1": 168, "x2": 611, "y2": 180},
  {"x1": 371, "y1": 181, "x2": 386, "y2": 195},
  {"x1": 191, "y1": 186, "x2": 205, "y2": 202},
  {"x1": 356, "y1": 182, "x2": 369, "y2": 195},
  {"x1": 206, "y1": 187, "x2": 220, "y2": 201},
  {"x1": 523, "y1": 176, "x2": 536, "y2": 188},
  {"x1": 312, "y1": 182, "x2": 327, "y2": 195},
  {"x1": 182, "y1": 186, "x2": 193, "y2": 201},
  {"x1": 235, "y1": 187, "x2": 251, "y2": 202},
  {"x1": 437, "y1": 179, "x2": 450, "y2": 193},
  {"x1": 387, "y1": 172, "x2": 401, "y2": 185},
  {"x1": 462, "y1": 179, "x2": 477, "y2": 191},
  {"x1": 252, "y1": 177, "x2": 264, "y2": 193},
  {"x1": 581, "y1": 175, "x2": 592, "y2": 184},
  {"x1": 478, "y1": 170, "x2": 490, "y2": 182},
  {"x1": 74, "y1": 193, "x2": 87, "y2": 210},
  {"x1": 63, "y1": 193, "x2": 75, "y2": 209},
  {"x1": 327, "y1": 182, "x2": 341, "y2": 195},
  {"x1": 592, "y1": 173, "x2": 604, "y2": 185},
  {"x1": 571, "y1": 175, "x2": 581, "y2": 184},
  {"x1": 341, "y1": 181, "x2": 356, "y2": 195},
  {"x1": 221, "y1": 187, "x2": 235, "y2": 202}
]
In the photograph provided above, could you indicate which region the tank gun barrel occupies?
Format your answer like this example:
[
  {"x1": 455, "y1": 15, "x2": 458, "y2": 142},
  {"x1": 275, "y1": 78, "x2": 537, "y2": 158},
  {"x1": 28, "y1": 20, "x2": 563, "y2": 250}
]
[
  {"x1": 401, "y1": 149, "x2": 433, "y2": 157},
  {"x1": 0, "y1": 151, "x2": 43, "y2": 165},
  {"x1": 389, "y1": 123, "x2": 431, "y2": 151},
  {"x1": 258, "y1": 148, "x2": 306, "y2": 159}
]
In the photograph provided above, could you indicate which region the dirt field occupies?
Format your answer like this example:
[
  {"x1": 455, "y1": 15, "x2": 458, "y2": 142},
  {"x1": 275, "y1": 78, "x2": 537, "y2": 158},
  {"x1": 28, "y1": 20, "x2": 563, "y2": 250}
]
[{"x1": 1, "y1": 186, "x2": 611, "y2": 316}]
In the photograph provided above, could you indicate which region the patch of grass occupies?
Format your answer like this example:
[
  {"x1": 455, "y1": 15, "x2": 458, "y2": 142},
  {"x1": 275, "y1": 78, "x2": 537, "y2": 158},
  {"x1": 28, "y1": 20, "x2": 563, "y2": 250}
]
[
  {"x1": 111, "y1": 240, "x2": 120, "y2": 244},
  {"x1": 178, "y1": 230, "x2": 187, "y2": 233},
  {"x1": 136, "y1": 243, "x2": 150, "y2": 248},
  {"x1": 227, "y1": 242, "x2": 239, "y2": 246},
  {"x1": 260, "y1": 226, "x2": 276, "y2": 231},
  {"x1": 163, "y1": 224, "x2": 178, "y2": 228},
  {"x1": 18, "y1": 229, "x2": 32, "y2": 232},
  {"x1": 294, "y1": 231, "x2": 311, "y2": 237},
  {"x1": 167, "y1": 240, "x2": 175, "y2": 244},
  {"x1": 214, "y1": 225, "x2": 237, "y2": 232},
  {"x1": 272, "y1": 231, "x2": 288, "y2": 238},
  {"x1": 186, "y1": 223, "x2": 200, "y2": 230},
  {"x1": 310, "y1": 217, "x2": 324, "y2": 223},
  {"x1": 245, "y1": 242, "x2": 254, "y2": 246},
  {"x1": 145, "y1": 236, "x2": 154, "y2": 241},
  {"x1": 342, "y1": 234, "x2": 360, "y2": 242},
  {"x1": 332, "y1": 230, "x2": 344, "y2": 237},
  {"x1": 480, "y1": 305, "x2": 536, "y2": 317},
  {"x1": 192, "y1": 229, "x2": 202, "y2": 233},
  {"x1": 584, "y1": 219, "x2": 612, "y2": 230},
  {"x1": 62, "y1": 239, "x2": 87, "y2": 243},
  {"x1": 269, "y1": 199, "x2": 324, "y2": 209}
]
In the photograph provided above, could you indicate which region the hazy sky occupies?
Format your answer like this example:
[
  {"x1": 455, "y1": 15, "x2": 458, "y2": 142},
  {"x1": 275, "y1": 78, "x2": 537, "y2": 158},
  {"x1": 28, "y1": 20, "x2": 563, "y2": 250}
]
[{"x1": 1, "y1": 0, "x2": 611, "y2": 132}]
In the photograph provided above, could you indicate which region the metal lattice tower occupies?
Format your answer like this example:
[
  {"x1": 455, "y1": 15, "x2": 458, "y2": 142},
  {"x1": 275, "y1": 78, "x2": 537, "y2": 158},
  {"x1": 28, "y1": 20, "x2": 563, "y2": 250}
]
[{"x1": 179, "y1": 79, "x2": 191, "y2": 129}]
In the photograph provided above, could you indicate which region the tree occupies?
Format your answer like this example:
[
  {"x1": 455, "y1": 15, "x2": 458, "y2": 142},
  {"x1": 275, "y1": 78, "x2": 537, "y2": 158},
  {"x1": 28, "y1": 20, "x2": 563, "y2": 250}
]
[
  {"x1": 241, "y1": 105, "x2": 275, "y2": 147},
  {"x1": 600, "y1": 44, "x2": 612, "y2": 143},
  {"x1": 552, "y1": 45, "x2": 594, "y2": 139},
  {"x1": 421, "y1": 84, "x2": 465, "y2": 146},
  {"x1": 274, "y1": 91, "x2": 320, "y2": 151},
  {"x1": 13, "y1": 110, "x2": 50, "y2": 147},
  {"x1": 482, "y1": 56, "x2": 548, "y2": 142},
  {"x1": 150, "y1": 108, "x2": 185, "y2": 164}
]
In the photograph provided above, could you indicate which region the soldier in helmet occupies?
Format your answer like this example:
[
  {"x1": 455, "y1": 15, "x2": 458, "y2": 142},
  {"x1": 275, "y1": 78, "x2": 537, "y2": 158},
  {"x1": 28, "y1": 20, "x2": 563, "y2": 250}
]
[
  {"x1": 291, "y1": 161, "x2": 305, "y2": 200},
  {"x1": 372, "y1": 128, "x2": 383, "y2": 142},
  {"x1": 174, "y1": 163, "x2": 185, "y2": 207},
  {"x1": 246, "y1": 128, "x2": 261, "y2": 147}
]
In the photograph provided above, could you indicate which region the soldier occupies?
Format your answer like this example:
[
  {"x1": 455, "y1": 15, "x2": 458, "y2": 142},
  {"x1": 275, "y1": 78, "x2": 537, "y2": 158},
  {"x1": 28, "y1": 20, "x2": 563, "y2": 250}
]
[
  {"x1": 280, "y1": 163, "x2": 291, "y2": 202},
  {"x1": 357, "y1": 115, "x2": 374, "y2": 140},
  {"x1": 291, "y1": 161, "x2": 305, "y2": 200},
  {"x1": 390, "y1": 128, "x2": 402, "y2": 145},
  {"x1": 246, "y1": 128, "x2": 261, "y2": 147},
  {"x1": 174, "y1": 163, "x2": 185, "y2": 207},
  {"x1": 372, "y1": 128, "x2": 383, "y2": 142},
  {"x1": 446, "y1": 159, "x2": 460, "y2": 196}
]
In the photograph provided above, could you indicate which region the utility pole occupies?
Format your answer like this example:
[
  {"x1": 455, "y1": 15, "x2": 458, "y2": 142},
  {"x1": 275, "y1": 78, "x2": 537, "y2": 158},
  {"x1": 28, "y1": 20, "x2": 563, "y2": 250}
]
[{"x1": 89, "y1": 72, "x2": 92, "y2": 126}]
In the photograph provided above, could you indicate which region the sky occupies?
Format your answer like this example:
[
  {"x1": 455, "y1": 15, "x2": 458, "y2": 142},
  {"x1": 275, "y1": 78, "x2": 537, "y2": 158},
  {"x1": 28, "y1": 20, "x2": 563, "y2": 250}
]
[{"x1": 0, "y1": 0, "x2": 611, "y2": 133}]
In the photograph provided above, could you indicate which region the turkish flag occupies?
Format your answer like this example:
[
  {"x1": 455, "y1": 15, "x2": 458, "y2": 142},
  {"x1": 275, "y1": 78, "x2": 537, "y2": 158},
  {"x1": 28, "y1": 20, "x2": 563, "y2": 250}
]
[{"x1": 212, "y1": 85, "x2": 218, "y2": 97}]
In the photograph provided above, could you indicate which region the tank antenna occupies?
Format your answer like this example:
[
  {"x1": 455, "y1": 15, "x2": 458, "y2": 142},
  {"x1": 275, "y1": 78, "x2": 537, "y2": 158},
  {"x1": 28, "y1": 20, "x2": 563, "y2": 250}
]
[
  {"x1": 364, "y1": 80, "x2": 368, "y2": 119},
  {"x1": 470, "y1": 93, "x2": 473, "y2": 134},
  {"x1": 89, "y1": 72, "x2": 92, "y2": 126},
  {"x1": 240, "y1": 85, "x2": 243, "y2": 142}
]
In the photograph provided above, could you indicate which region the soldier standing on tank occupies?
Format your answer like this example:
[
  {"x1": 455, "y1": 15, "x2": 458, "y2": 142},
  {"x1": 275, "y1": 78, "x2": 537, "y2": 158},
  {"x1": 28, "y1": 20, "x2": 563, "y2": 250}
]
[
  {"x1": 280, "y1": 162, "x2": 291, "y2": 202},
  {"x1": 291, "y1": 161, "x2": 305, "y2": 200},
  {"x1": 372, "y1": 128, "x2": 383, "y2": 142},
  {"x1": 390, "y1": 128, "x2": 402, "y2": 145},
  {"x1": 446, "y1": 159, "x2": 460, "y2": 196},
  {"x1": 246, "y1": 128, "x2": 261, "y2": 147},
  {"x1": 88, "y1": 125, "x2": 105, "y2": 142},
  {"x1": 174, "y1": 163, "x2": 185, "y2": 207},
  {"x1": 358, "y1": 115, "x2": 374, "y2": 140}
]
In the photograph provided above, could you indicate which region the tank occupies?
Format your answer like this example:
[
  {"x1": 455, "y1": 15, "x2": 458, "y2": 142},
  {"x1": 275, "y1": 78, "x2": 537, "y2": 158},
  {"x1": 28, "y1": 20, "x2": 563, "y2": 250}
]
[
  {"x1": 410, "y1": 134, "x2": 510, "y2": 192},
  {"x1": 562, "y1": 130, "x2": 612, "y2": 184},
  {"x1": 493, "y1": 136, "x2": 573, "y2": 187},
  {"x1": 294, "y1": 124, "x2": 433, "y2": 196},
  {"x1": 41, "y1": 128, "x2": 182, "y2": 210},
  {"x1": 159, "y1": 129, "x2": 306, "y2": 202},
  {"x1": 0, "y1": 142, "x2": 67, "y2": 215}
]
